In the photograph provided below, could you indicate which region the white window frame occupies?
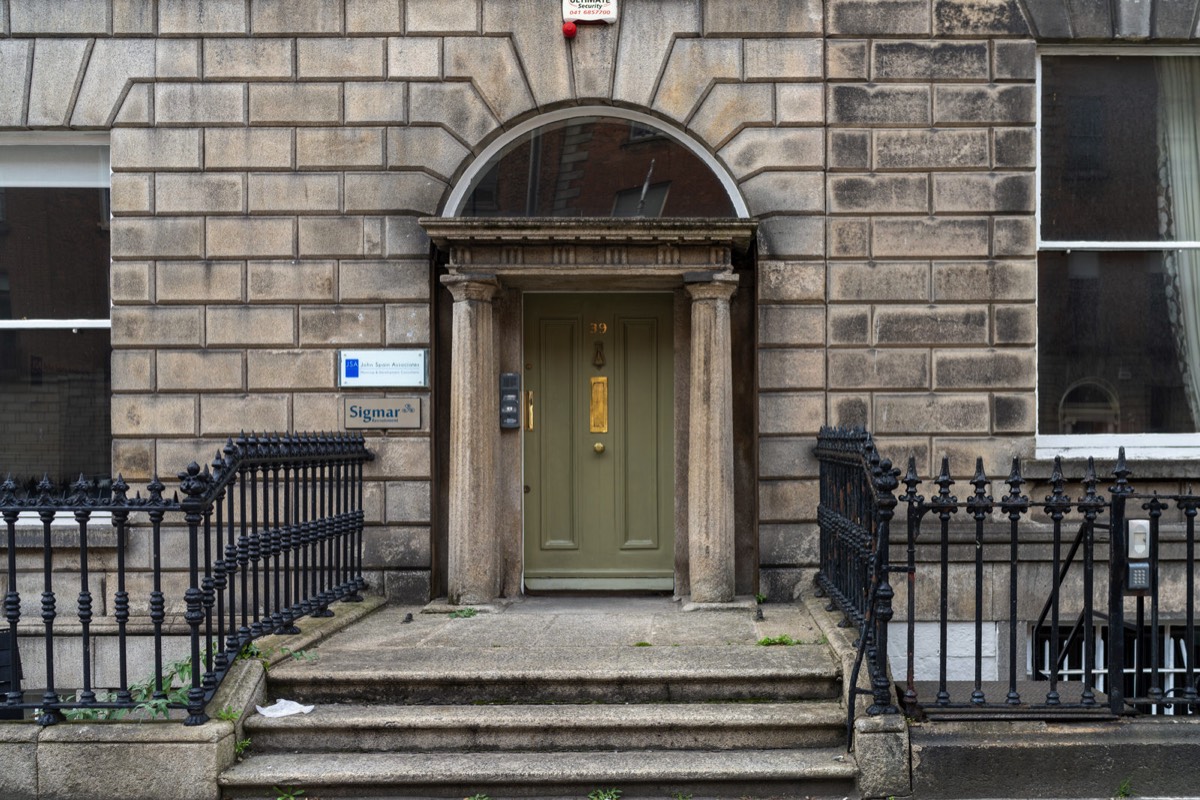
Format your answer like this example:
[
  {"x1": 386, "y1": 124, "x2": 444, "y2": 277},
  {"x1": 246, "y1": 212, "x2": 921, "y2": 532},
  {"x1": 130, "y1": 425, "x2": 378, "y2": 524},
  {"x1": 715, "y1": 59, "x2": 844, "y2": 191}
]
[
  {"x1": 1036, "y1": 48, "x2": 1200, "y2": 459},
  {"x1": 0, "y1": 133, "x2": 112, "y2": 523}
]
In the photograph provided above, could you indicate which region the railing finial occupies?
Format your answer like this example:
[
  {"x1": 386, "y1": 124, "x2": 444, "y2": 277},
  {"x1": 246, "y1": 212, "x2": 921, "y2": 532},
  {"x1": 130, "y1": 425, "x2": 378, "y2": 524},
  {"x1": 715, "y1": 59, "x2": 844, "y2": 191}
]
[
  {"x1": 36, "y1": 474, "x2": 54, "y2": 505},
  {"x1": 1, "y1": 473, "x2": 18, "y2": 505},
  {"x1": 1111, "y1": 446, "x2": 1133, "y2": 495}
]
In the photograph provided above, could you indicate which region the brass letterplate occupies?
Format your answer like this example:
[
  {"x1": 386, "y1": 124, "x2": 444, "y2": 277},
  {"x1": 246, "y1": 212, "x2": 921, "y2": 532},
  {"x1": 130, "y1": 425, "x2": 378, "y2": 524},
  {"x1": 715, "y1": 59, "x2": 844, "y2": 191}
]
[{"x1": 589, "y1": 377, "x2": 608, "y2": 433}]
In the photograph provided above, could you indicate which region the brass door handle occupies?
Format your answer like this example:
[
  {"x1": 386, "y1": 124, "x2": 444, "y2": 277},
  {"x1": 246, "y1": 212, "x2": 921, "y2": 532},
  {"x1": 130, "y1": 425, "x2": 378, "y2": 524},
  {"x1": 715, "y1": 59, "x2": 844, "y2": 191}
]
[
  {"x1": 525, "y1": 391, "x2": 534, "y2": 431},
  {"x1": 593, "y1": 442, "x2": 605, "y2": 454}
]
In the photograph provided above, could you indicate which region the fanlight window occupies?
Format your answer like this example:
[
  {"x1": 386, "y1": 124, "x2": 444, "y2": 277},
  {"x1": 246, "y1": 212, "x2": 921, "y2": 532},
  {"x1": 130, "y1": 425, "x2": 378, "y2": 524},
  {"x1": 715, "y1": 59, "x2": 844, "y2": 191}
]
[{"x1": 462, "y1": 117, "x2": 736, "y2": 218}]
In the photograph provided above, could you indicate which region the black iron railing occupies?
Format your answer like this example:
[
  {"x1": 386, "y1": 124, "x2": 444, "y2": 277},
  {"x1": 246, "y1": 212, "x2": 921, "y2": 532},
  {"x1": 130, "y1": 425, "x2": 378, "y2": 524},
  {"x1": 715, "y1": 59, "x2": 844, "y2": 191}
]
[
  {"x1": 813, "y1": 426, "x2": 901, "y2": 742},
  {"x1": 816, "y1": 427, "x2": 1200, "y2": 741},
  {"x1": 895, "y1": 452, "x2": 1111, "y2": 715},
  {"x1": 1, "y1": 432, "x2": 372, "y2": 726}
]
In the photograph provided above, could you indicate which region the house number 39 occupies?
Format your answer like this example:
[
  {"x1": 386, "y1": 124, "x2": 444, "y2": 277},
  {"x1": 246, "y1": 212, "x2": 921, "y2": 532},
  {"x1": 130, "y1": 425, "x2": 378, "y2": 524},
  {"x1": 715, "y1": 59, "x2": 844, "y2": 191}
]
[{"x1": 589, "y1": 322, "x2": 608, "y2": 334}]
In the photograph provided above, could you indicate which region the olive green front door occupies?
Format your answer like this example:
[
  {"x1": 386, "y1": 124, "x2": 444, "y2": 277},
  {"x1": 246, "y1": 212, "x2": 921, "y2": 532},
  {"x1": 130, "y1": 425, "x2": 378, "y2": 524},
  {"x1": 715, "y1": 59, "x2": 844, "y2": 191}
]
[{"x1": 523, "y1": 293, "x2": 674, "y2": 589}]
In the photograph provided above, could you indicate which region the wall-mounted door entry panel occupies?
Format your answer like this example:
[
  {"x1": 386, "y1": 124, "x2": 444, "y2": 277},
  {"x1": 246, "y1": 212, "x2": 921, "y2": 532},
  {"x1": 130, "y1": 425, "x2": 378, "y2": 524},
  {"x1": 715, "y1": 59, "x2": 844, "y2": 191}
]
[{"x1": 523, "y1": 293, "x2": 674, "y2": 589}]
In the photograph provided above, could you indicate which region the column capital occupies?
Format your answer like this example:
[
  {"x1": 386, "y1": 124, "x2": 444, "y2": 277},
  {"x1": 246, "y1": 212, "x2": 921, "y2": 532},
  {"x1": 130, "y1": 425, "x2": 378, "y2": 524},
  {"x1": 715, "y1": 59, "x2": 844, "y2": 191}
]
[
  {"x1": 441, "y1": 273, "x2": 500, "y2": 303},
  {"x1": 685, "y1": 273, "x2": 738, "y2": 303}
]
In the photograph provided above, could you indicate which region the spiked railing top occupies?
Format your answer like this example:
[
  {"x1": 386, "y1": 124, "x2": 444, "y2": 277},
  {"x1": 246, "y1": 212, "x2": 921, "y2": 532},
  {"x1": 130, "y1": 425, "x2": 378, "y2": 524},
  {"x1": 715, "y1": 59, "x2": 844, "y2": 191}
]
[
  {"x1": 1111, "y1": 446, "x2": 1134, "y2": 495},
  {"x1": 928, "y1": 457, "x2": 958, "y2": 515},
  {"x1": 1043, "y1": 456, "x2": 1072, "y2": 515},
  {"x1": 966, "y1": 458, "x2": 993, "y2": 517},
  {"x1": 0, "y1": 431, "x2": 372, "y2": 512},
  {"x1": 1001, "y1": 457, "x2": 1030, "y2": 516}
]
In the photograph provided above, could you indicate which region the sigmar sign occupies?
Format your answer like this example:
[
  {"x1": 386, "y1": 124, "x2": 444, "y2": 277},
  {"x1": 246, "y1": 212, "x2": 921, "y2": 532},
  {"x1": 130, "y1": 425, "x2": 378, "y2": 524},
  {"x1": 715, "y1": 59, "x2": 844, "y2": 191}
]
[
  {"x1": 344, "y1": 397, "x2": 421, "y2": 430},
  {"x1": 563, "y1": 0, "x2": 618, "y2": 23}
]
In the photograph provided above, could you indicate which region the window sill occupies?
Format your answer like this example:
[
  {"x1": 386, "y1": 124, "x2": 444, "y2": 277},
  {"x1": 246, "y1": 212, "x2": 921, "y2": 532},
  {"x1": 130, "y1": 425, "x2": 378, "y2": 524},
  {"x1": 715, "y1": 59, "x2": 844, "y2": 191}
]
[
  {"x1": 1035, "y1": 434, "x2": 1200, "y2": 463},
  {"x1": 3, "y1": 512, "x2": 117, "y2": 549}
]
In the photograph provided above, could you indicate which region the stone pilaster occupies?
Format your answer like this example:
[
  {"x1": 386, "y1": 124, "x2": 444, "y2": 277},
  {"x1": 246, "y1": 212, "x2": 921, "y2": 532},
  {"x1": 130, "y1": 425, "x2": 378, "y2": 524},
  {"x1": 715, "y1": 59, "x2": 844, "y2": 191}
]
[
  {"x1": 685, "y1": 274, "x2": 739, "y2": 603},
  {"x1": 441, "y1": 274, "x2": 501, "y2": 604}
]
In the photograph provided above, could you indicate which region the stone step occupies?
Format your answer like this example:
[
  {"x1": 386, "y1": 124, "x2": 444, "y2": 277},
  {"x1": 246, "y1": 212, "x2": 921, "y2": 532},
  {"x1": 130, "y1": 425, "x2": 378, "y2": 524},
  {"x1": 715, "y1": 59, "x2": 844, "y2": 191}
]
[
  {"x1": 266, "y1": 645, "x2": 842, "y2": 705},
  {"x1": 243, "y1": 700, "x2": 847, "y2": 753},
  {"x1": 218, "y1": 748, "x2": 858, "y2": 799}
]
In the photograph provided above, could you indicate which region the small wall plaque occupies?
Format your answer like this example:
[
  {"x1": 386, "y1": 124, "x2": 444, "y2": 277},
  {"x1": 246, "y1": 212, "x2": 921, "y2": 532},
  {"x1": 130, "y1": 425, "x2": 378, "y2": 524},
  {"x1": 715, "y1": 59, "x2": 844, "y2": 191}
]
[
  {"x1": 339, "y1": 349, "x2": 428, "y2": 388},
  {"x1": 563, "y1": 0, "x2": 618, "y2": 23},
  {"x1": 344, "y1": 398, "x2": 421, "y2": 430}
]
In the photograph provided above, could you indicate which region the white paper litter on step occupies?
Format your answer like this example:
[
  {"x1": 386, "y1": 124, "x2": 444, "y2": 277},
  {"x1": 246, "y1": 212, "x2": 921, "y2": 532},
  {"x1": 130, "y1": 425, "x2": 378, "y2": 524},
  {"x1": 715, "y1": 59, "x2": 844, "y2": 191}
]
[{"x1": 255, "y1": 699, "x2": 314, "y2": 717}]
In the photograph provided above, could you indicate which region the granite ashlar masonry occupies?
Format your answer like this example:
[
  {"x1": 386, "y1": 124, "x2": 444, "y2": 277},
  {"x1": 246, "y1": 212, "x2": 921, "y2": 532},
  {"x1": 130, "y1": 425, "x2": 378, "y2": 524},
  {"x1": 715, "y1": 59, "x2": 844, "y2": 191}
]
[
  {"x1": 823, "y1": 0, "x2": 1037, "y2": 494},
  {"x1": 0, "y1": 0, "x2": 1065, "y2": 604}
]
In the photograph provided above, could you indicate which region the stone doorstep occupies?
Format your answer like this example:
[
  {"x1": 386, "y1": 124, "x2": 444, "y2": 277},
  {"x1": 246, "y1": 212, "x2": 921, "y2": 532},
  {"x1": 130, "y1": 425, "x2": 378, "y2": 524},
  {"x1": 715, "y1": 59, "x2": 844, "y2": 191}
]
[
  {"x1": 422, "y1": 595, "x2": 760, "y2": 614},
  {"x1": 242, "y1": 700, "x2": 847, "y2": 753},
  {"x1": 217, "y1": 748, "x2": 859, "y2": 793},
  {"x1": 0, "y1": 594, "x2": 388, "y2": 800}
]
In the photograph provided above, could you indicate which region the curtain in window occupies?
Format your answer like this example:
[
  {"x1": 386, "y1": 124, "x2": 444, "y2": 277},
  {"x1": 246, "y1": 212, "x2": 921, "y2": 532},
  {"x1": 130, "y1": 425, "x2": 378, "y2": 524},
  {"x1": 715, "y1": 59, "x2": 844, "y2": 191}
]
[{"x1": 1158, "y1": 59, "x2": 1200, "y2": 430}]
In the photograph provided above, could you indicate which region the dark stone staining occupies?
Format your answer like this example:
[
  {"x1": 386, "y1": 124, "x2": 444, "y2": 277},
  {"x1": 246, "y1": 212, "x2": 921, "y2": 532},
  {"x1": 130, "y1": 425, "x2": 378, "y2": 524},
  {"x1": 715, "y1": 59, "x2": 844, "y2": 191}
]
[
  {"x1": 829, "y1": 0, "x2": 930, "y2": 35},
  {"x1": 829, "y1": 130, "x2": 870, "y2": 170},
  {"x1": 874, "y1": 41, "x2": 989, "y2": 80},
  {"x1": 831, "y1": 310, "x2": 871, "y2": 344},
  {"x1": 931, "y1": 42, "x2": 991, "y2": 78},
  {"x1": 935, "y1": 0, "x2": 1032, "y2": 35},
  {"x1": 831, "y1": 220, "x2": 869, "y2": 258},
  {"x1": 993, "y1": 40, "x2": 1036, "y2": 80},
  {"x1": 876, "y1": 130, "x2": 990, "y2": 170},
  {"x1": 831, "y1": 175, "x2": 927, "y2": 213},
  {"x1": 994, "y1": 305, "x2": 1035, "y2": 342},
  {"x1": 831, "y1": 85, "x2": 931, "y2": 125},
  {"x1": 834, "y1": 395, "x2": 870, "y2": 428},
  {"x1": 994, "y1": 175, "x2": 1034, "y2": 213},
  {"x1": 994, "y1": 128, "x2": 1035, "y2": 168},
  {"x1": 937, "y1": 85, "x2": 1035, "y2": 124},
  {"x1": 936, "y1": 351, "x2": 1030, "y2": 388},
  {"x1": 994, "y1": 394, "x2": 1033, "y2": 432},
  {"x1": 875, "y1": 308, "x2": 989, "y2": 344}
]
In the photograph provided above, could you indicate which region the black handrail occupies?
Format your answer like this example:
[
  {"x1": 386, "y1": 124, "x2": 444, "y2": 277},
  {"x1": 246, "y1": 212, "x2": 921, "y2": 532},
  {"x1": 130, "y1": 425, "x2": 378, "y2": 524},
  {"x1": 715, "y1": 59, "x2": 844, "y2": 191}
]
[{"x1": 814, "y1": 426, "x2": 901, "y2": 747}]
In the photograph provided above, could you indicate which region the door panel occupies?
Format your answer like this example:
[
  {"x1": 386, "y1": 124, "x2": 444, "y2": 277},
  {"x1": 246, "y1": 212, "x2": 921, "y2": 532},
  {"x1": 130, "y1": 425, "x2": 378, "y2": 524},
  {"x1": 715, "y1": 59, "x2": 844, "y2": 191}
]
[
  {"x1": 524, "y1": 293, "x2": 673, "y2": 584},
  {"x1": 617, "y1": 316, "x2": 664, "y2": 550},
  {"x1": 537, "y1": 318, "x2": 579, "y2": 550}
]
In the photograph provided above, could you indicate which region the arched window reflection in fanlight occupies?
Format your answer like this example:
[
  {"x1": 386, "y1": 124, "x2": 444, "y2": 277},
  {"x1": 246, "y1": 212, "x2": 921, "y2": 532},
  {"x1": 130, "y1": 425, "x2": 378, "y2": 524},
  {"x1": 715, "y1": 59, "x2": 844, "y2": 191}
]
[
  {"x1": 1059, "y1": 380, "x2": 1120, "y2": 434},
  {"x1": 461, "y1": 117, "x2": 736, "y2": 218}
]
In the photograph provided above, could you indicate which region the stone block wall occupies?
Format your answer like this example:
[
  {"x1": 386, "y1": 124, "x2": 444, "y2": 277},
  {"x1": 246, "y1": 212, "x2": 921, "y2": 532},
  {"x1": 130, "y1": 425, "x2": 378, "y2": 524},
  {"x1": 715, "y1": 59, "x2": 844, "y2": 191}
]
[
  {"x1": 0, "y1": 0, "x2": 1052, "y2": 603},
  {"x1": 761, "y1": 0, "x2": 1039, "y2": 597}
]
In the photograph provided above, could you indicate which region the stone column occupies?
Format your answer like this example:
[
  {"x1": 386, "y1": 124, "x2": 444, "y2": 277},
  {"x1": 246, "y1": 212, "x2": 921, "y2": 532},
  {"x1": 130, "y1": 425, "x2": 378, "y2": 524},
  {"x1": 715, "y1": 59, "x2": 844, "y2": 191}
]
[
  {"x1": 685, "y1": 274, "x2": 739, "y2": 603},
  {"x1": 441, "y1": 274, "x2": 500, "y2": 605}
]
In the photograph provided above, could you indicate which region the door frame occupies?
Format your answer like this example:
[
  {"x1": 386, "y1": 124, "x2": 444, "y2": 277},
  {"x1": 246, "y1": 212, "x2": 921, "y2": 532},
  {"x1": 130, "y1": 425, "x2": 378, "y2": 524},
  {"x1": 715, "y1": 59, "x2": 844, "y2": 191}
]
[{"x1": 424, "y1": 218, "x2": 757, "y2": 604}]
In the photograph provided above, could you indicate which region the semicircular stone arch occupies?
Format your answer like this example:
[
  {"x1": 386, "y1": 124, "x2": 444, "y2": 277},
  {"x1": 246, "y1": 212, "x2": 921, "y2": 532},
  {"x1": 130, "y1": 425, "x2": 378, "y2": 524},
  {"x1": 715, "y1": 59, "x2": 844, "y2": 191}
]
[{"x1": 441, "y1": 107, "x2": 751, "y2": 219}]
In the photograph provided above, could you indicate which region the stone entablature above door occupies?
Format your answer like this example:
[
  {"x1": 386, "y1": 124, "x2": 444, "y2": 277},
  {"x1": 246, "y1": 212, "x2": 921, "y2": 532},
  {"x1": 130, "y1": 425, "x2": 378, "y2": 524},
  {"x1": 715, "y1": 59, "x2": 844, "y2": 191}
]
[{"x1": 422, "y1": 218, "x2": 756, "y2": 289}]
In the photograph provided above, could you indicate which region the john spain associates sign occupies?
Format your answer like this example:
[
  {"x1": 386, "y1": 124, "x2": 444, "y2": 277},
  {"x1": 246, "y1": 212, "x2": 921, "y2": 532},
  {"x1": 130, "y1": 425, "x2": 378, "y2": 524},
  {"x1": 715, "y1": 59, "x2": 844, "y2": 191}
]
[
  {"x1": 338, "y1": 349, "x2": 428, "y2": 388},
  {"x1": 563, "y1": 0, "x2": 618, "y2": 23}
]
